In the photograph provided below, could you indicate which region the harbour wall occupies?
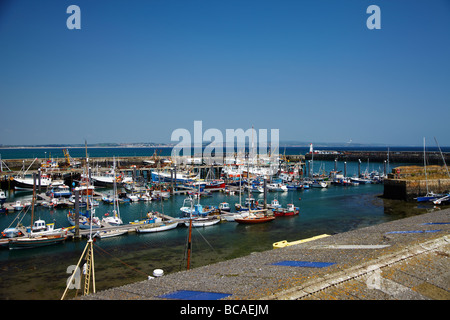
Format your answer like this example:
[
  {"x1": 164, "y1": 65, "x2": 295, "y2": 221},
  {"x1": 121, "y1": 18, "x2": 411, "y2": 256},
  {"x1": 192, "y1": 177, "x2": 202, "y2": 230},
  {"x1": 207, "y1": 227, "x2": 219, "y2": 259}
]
[
  {"x1": 0, "y1": 154, "x2": 305, "y2": 172},
  {"x1": 305, "y1": 150, "x2": 450, "y2": 164},
  {"x1": 383, "y1": 178, "x2": 450, "y2": 201}
]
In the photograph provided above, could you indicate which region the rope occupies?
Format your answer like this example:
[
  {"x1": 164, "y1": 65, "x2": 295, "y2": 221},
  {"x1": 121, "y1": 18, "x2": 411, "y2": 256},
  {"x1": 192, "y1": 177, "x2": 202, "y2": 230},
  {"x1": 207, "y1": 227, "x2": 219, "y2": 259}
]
[
  {"x1": 93, "y1": 242, "x2": 149, "y2": 278},
  {"x1": 194, "y1": 227, "x2": 217, "y2": 254},
  {"x1": 6, "y1": 205, "x2": 30, "y2": 229}
]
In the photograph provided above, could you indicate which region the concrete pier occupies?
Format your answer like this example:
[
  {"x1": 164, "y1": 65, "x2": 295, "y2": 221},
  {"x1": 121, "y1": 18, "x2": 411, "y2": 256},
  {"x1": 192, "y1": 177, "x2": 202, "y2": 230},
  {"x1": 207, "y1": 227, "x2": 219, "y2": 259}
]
[{"x1": 81, "y1": 208, "x2": 449, "y2": 301}]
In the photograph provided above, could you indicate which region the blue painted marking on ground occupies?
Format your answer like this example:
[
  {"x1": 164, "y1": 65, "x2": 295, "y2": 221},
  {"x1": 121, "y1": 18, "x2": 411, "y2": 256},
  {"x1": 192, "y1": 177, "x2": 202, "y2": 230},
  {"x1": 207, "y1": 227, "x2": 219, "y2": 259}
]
[
  {"x1": 386, "y1": 230, "x2": 442, "y2": 234},
  {"x1": 158, "y1": 290, "x2": 232, "y2": 300},
  {"x1": 272, "y1": 261, "x2": 336, "y2": 268},
  {"x1": 421, "y1": 222, "x2": 450, "y2": 225}
]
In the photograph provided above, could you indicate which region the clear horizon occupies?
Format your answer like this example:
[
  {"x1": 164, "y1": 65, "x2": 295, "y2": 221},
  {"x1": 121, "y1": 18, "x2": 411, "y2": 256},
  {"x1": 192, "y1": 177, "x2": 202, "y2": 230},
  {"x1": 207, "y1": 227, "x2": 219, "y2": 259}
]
[{"x1": 1, "y1": 1, "x2": 449, "y2": 146}]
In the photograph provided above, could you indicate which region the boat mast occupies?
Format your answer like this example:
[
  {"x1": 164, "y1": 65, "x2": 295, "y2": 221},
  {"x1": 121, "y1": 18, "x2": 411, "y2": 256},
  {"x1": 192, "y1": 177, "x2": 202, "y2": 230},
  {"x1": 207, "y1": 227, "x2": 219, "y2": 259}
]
[
  {"x1": 434, "y1": 137, "x2": 450, "y2": 178},
  {"x1": 62, "y1": 141, "x2": 95, "y2": 300},
  {"x1": 29, "y1": 173, "x2": 36, "y2": 233},
  {"x1": 424, "y1": 137, "x2": 429, "y2": 195},
  {"x1": 186, "y1": 196, "x2": 193, "y2": 270}
]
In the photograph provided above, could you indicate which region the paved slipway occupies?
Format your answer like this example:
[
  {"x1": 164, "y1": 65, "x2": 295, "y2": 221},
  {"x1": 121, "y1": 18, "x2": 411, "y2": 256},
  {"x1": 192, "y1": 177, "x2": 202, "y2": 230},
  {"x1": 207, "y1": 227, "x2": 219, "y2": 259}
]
[{"x1": 84, "y1": 208, "x2": 449, "y2": 301}]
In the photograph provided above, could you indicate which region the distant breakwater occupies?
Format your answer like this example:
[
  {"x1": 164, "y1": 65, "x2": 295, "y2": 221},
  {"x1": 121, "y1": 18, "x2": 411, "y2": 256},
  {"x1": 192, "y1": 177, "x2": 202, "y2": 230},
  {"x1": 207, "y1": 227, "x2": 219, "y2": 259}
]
[{"x1": 305, "y1": 150, "x2": 450, "y2": 164}]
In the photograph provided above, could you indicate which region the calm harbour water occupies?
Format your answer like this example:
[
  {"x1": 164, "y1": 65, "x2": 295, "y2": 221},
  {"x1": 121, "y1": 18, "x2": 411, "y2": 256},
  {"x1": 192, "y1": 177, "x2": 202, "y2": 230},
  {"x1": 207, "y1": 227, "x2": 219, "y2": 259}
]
[{"x1": 0, "y1": 147, "x2": 445, "y2": 300}]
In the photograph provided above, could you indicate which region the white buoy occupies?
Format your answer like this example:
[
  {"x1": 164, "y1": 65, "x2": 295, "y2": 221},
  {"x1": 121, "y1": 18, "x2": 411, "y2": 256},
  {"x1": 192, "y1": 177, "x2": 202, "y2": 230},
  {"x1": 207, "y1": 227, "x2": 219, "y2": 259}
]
[{"x1": 153, "y1": 269, "x2": 164, "y2": 277}]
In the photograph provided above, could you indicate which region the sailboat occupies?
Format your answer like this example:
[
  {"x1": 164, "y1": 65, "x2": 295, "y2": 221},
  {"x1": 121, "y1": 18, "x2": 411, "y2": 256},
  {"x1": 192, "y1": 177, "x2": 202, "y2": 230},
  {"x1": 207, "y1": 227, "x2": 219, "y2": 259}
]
[
  {"x1": 234, "y1": 208, "x2": 275, "y2": 224},
  {"x1": 416, "y1": 138, "x2": 442, "y2": 202},
  {"x1": 102, "y1": 158, "x2": 123, "y2": 226}
]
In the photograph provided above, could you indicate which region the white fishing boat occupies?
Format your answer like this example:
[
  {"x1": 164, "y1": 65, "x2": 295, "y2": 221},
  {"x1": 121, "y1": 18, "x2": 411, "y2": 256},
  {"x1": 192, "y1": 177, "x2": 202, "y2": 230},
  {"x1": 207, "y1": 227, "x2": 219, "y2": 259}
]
[
  {"x1": 29, "y1": 219, "x2": 67, "y2": 236},
  {"x1": 87, "y1": 168, "x2": 132, "y2": 187},
  {"x1": 151, "y1": 190, "x2": 171, "y2": 199},
  {"x1": 218, "y1": 202, "x2": 231, "y2": 212},
  {"x1": 127, "y1": 194, "x2": 139, "y2": 202},
  {"x1": 267, "y1": 183, "x2": 288, "y2": 192},
  {"x1": 311, "y1": 181, "x2": 328, "y2": 188},
  {"x1": 67, "y1": 211, "x2": 102, "y2": 229},
  {"x1": 151, "y1": 169, "x2": 199, "y2": 183},
  {"x1": 271, "y1": 199, "x2": 281, "y2": 208},
  {"x1": 0, "y1": 189, "x2": 6, "y2": 204},
  {"x1": 13, "y1": 201, "x2": 24, "y2": 211},
  {"x1": 179, "y1": 196, "x2": 215, "y2": 217},
  {"x1": 47, "y1": 184, "x2": 72, "y2": 198}
]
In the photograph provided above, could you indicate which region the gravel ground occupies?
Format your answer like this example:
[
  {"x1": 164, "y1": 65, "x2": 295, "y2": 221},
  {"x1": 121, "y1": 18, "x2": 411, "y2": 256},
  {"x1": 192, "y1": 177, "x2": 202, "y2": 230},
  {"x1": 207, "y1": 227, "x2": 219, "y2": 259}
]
[{"x1": 82, "y1": 207, "x2": 450, "y2": 301}]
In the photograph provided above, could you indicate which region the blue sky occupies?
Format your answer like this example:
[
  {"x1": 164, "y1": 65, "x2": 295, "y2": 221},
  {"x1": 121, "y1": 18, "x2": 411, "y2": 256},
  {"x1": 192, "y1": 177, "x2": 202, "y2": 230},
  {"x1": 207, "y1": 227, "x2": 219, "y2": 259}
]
[{"x1": 0, "y1": 0, "x2": 449, "y2": 146}]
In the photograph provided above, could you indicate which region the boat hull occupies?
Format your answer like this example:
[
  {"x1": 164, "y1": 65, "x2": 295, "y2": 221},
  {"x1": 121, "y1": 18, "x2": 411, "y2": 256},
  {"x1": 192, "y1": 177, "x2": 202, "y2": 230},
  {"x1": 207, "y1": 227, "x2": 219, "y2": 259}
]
[
  {"x1": 136, "y1": 222, "x2": 178, "y2": 233},
  {"x1": 273, "y1": 210, "x2": 299, "y2": 217},
  {"x1": 184, "y1": 217, "x2": 221, "y2": 227},
  {"x1": 94, "y1": 229, "x2": 128, "y2": 239},
  {"x1": 8, "y1": 234, "x2": 67, "y2": 249},
  {"x1": 235, "y1": 216, "x2": 275, "y2": 224}
]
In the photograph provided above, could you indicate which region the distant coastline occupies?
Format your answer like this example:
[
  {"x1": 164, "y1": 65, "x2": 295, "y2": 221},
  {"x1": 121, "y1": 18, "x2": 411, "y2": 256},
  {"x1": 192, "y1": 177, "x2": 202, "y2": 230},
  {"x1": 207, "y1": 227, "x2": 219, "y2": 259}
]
[
  {"x1": 0, "y1": 141, "x2": 436, "y2": 150},
  {"x1": 0, "y1": 144, "x2": 174, "y2": 150}
]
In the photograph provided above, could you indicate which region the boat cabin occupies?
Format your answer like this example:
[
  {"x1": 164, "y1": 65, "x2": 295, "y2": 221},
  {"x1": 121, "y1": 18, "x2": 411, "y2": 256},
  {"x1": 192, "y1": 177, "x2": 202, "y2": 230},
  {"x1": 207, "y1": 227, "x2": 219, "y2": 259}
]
[
  {"x1": 219, "y1": 202, "x2": 230, "y2": 211},
  {"x1": 31, "y1": 219, "x2": 54, "y2": 233}
]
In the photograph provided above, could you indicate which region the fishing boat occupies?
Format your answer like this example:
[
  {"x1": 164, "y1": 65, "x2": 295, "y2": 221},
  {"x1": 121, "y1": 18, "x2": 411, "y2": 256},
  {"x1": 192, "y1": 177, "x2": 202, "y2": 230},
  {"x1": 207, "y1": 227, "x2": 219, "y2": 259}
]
[
  {"x1": 74, "y1": 183, "x2": 95, "y2": 196},
  {"x1": 13, "y1": 201, "x2": 24, "y2": 211},
  {"x1": 13, "y1": 175, "x2": 64, "y2": 190},
  {"x1": 270, "y1": 199, "x2": 281, "y2": 208},
  {"x1": 151, "y1": 169, "x2": 199, "y2": 183},
  {"x1": 47, "y1": 185, "x2": 72, "y2": 198},
  {"x1": 151, "y1": 190, "x2": 171, "y2": 200},
  {"x1": 311, "y1": 181, "x2": 328, "y2": 188},
  {"x1": 180, "y1": 196, "x2": 215, "y2": 217},
  {"x1": 267, "y1": 183, "x2": 288, "y2": 192},
  {"x1": 67, "y1": 210, "x2": 101, "y2": 229},
  {"x1": 273, "y1": 203, "x2": 299, "y2": 217},
  {"x1": 350, "y1": 177, "x2": 370, "y2": 185},
  {"x1": 87, "y1": 167, "x2": 132, "y2": 187},
  {"x1": 29, "y1": 219, "x2": 67, "y2": 236},
  {"x1": 218, "y1": 202, "x2": 231, "y2": 213},
  {"x1": 183, "y1": 216, "x2": 221, "y2": 228},
  {"x1": 235, "y1": 197, "x2": 258, "y2": 211},
  {"x1": 204, "y1": 179, "x2": 226, "y2": 190},
  {"x1": 0, "y1": 189, "x2": 6, "y2": 204}
]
